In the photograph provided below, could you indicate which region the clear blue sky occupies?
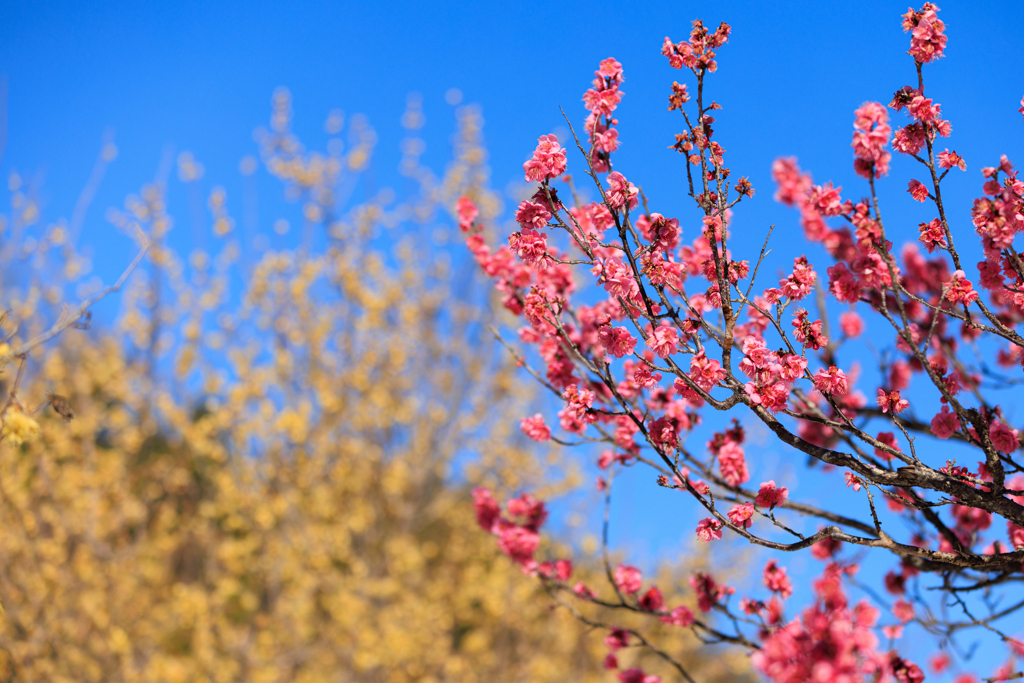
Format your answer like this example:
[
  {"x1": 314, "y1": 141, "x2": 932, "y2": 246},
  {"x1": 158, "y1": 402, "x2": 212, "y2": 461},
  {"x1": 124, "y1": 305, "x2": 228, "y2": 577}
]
[{"x1": 3, "y1": 1, "x2": 1024, "y2": 678}]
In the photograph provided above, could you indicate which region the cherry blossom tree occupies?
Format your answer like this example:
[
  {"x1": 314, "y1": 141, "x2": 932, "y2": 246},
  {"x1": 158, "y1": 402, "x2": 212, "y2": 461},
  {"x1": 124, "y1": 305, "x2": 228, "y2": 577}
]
[{"x1": 464, "y1": 4, "x2": 1024, "y2": 682}]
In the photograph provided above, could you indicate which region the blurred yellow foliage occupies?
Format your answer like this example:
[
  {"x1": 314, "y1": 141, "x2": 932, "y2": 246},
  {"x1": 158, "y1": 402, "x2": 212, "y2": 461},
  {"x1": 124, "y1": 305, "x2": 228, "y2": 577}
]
[{"x1": 0, "y1": 96, "x2": 752, "y2": 683}]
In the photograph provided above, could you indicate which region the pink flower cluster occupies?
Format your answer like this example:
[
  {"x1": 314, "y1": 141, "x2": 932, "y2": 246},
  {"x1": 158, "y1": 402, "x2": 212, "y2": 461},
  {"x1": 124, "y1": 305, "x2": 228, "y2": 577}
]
[
  {"x1": 740, "y1": 335, "x2": 808, "y2": 411},
  {"x1": 606, "y1": 171, "x2": 639, "y2": 211},
  {"x1": 901, "y1": 3, "x2": 947, "y2": 64},
  {"x1": 851, "y1": 102, "x2": 892, "y2": 179},
  {"x1": 583, "y1": 58, "x2": 625, "y2": 172},
  {"x1": 752, "y1": 567, "x2": 909, "y2": 683},
  {"x1": 560, "y1": 384, "x2": 596, "y2": 434},
  {"x1": 465, "y1": 7, "x2": 1024, "y2": 678},
  {"x1": 678, "y1": 350, "x2": 725, "y2": 400},
  {"x1": 645, "y1": 321, "x2": 679, "y2": 358},
  {"x1": 813, "y1": 365, "x2": 850, "y2": 396},
  {"x1": 876, "y1": 389, "x2": 909, "y2": 415},
  {"x1": 774, "y1": 255, "x2": 818, "y2": 301},
  {"x1": 661, "y1": 20, "x2": 731, "y2": 73},
  {"x1": 523, "y1": 134, "x2": 568, "y2": 183},
  {"x1": 599, "y1": 325, "x2": 638, "y2": 359},
  {"x1": 696, "y1": 517, "x2": 723, "y2": 542},
  {"x1": 891, "y1": 84, "x2": 952, "y2": 157},
  {"x1": 708, "y1": 421, "x2": 748, "y2": 487},
  {"x1": 473, "y1": 488, "x2": 549, "y2": 571},
  {"x1": 755, "y1": 481, "x2": 789, "y2": 509},
  {"x1": 972, "y1": 156, "x2": 1024, "y2": 309},
  {"x1": 944, "y1": 270, "x2": 979, "y2": 306},
  {"x1": 728, "y1": 501, "x2": 755, "y2": 529},
  {"x1": 763, "y1": 560, "x2": 793, "y2": 599},
  {"x1": 456, "y1": 196, "x2": 478, "y2": 232},
  {"x1": 520, "y1": 414, "x2": 551, "y2": 442}
]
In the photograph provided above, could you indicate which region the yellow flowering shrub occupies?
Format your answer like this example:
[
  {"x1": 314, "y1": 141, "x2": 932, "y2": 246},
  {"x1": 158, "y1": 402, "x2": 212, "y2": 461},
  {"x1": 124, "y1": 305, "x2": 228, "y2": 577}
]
[{"x1": 0, "y1": 95, "x2": 753, "y2": 683}]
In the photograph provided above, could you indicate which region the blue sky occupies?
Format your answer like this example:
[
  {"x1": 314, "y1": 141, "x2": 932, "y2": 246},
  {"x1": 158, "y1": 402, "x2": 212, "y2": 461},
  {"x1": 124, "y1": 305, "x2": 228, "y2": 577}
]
[{"x1": 4, "y1": 0, "x2": 1024, "y2": 677}]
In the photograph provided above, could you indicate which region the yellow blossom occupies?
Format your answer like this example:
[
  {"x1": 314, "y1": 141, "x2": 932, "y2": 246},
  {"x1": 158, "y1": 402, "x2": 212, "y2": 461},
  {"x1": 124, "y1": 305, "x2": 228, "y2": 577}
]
[{"x1": 1, "y1": 406, "x2": 39, "y2": 446}]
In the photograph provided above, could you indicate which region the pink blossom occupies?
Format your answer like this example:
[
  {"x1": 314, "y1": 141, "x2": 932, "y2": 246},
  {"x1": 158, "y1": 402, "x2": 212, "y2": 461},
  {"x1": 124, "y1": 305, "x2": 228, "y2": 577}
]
[
  {"x1": 506, "y1": 492, "x2": 547, "y2": 530},
  {"x1": 883, "y1": 625, "x2": 904, "y2": 640},
  {"x1": 813, "y1": 365, "x2": 850, "y2": 396},
  {"x1": 930, "y1": 652, "x2": 951, "y2": 674},
  {"x1": 778, "y1": 255, "x2": 817, "y2": 300},
  {"x1": 497, "y1": 526, "x2": 539, "y2": 565},
  {"x1": 718, "y1": 441, "x2": 749, "y2": 487},
  {"x1": 472, "y1": 487, "x2": 501, "y2": 532},
  {"x1": 877, "y1": 389, "x2": 909, "y2": 414},
  {"x1": 574, "y1": 581, "x2": 595, "y2": 599},
  {"x1": 840, "y1": 311, "x2": 864, "y2": 337},
  {"x1": 828, "y1": 262, "x2": 863, "y2": 303},
  {"x1": 851, "y1": 101, "x2": 892, "y2": 179},
  {"x1": 456, "y1": 196, "x2": 479, "y2": 232},
  {"x1": 690, "y1": 572, "x2": 734, "y2": 612},
  {"x1": 688, "y1": 349, "x2": 725, "y2": 391},
  {"x1": 811, "y1": 534, "x2": 843, "y2": 560},
  {"x1": 908, "y1": 179, "x2": 929, "y2": 202},
  {"x1": 930, "y1": 405, "x2": 961, "y2": 439},
  {"x1": 660, "y1": 605, "x2": 695, "y2": 627},
  {"x1": 937, "y1": 148, "x2": 966, "y2": 171},
  {"x1": 667, "y1": 81, "x2": 691, "y2": 112},
  {"x1": 844, "y1": 472, "x2": 863, "y2": 492},
  {"x1": 508, "y1": 228, "x2": 548, "y2": 267},
  {"x1": 614, "y1": 564, "x2": 643, "y2": 594},
  {"x1": 1008, "y1": 522, "x2": 1024, "y2": 549},
  {"x1": 771, "y1": 157, "x2": 812, "y2": 207},
  {"x1": 792, "y1": 310, "x2": 828, "y2": 350},
  {"x1": 515, "y1": 200, "x2": 553, "y2": 230},
  {"x1": 560, "y1": 384, "x2": 596, "y2": 434},
  {"x1": 562, "y1": 384, "x2": 595, "y2": 421},
  {"x1": 599, "y1": 326, "x2": 638, "y2": 358},
  {"x1": 907, "y1": 95, "x2": 941, "y2": 123},
  {"x1": 554, "y1": 559, "x2": 573, "y2": 580},
  {"x1": 633, "y1": 364, "x2": 662, "y2": 389},
  {"x1": 596, "y1": 57, "x2": 624, "y2": 83},
  {"x1": 806, "y1": 182, "x2": 848, "y2": 216},
  {"x1": 893, "y1": 598, "x2": 915, "y2": 623},
  {"x1": 989, "y1": 420, "x2": 1019, "y2": 453},
  {"x1": 601, "y1": 258, "x2": 641, "y2": 302},
  {"x1": 648, "y1": 415, "x2": 680, "y2": 449},
  {"x1": 902, "y1": 2, "x2": 947, "y2": 64},
  {"x1": 604, "y1": 628, "x2": 629, "y2": 650},
  {"x1": 874, "y1": 431, "x2": 902, "y2": 460},
  {"x1": 753, "y1": 571, "x2": 883, "y2": 683},
  {"x1": 606, "y1": 172, "x2": 639, "y2": 211},
  {"x1": 638, "y1": 586, "x2": 664, "y2": 611},
  {"x1": 646, "y1": 213, "x2": 680, "y2": 253},
  {"x1": 763, "y1": 560, "x2": 793, "y2": 599},
  {"x1": 696, "y1": 517, "x2": 723, "y2": 542},
  {"x1": 582, "y1": 87, "x2": 623, "y2": 116},
  {"x1": 617, "y1": 668, "x2": 660, "y2": 683},
  {"x1": 893, "y1": 123, "x2": 927, "y2": 155},
  {"x1": 646, "y1": 323, "x2": 679, "y2": 358},
  {"x1": 755, "y1": 481, "x2": 788, "y2": 508},
  {"x1": 595, "y1": 128, "x2": 620, "y2": 153},
  {"x1": 945, "y1": 270, "x2": 979, "y2": 305},
  {"x1": 918, "y1": 217, "x2": 948, "y2": 252},
  {"x1": 888, "y1": 360, "x2": 911, "y2": 392},
  {"x1": 520, "y1": 414, "x2": 552, "y2": 442},
  {"x1": 523, "y1": 134, "x2": 568, "y2": 182},
  {"x1": 727, "y1": 502, "x2": 755, "y2": 529}
]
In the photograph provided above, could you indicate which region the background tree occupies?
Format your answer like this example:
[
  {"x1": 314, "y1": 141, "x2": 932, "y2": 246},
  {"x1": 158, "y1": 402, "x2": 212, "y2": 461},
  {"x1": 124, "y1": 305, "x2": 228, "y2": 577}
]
[{"x1": 0, "y1": 95, "x2": 750, "y2": 682}]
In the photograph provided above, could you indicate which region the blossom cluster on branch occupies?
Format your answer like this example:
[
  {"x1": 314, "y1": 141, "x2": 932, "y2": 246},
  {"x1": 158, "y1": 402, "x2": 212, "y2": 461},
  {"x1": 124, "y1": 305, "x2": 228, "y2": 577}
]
[{"x1": 465, "y1": 4, "x2": 1024, "y2": 682}]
